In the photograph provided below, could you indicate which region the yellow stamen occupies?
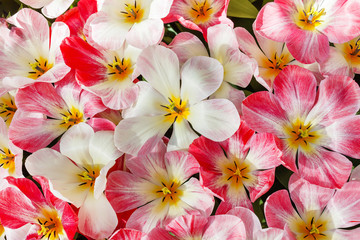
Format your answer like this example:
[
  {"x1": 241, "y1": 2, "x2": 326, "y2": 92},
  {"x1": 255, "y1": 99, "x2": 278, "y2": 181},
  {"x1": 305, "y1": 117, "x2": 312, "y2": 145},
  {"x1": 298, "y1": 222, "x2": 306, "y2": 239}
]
[
  {"x1": 78, "y1": 166, "x2": 100, "y2": 191},
  {"x1": 106, "y1": 56, "x2": 133, "y2": 81},
  {"x1": 121, "y1": 1, "x2": 144, "y2": 24},
  {"x1": 0, "y1": 93, "x2": 16, "y2": 126},
  {"x1": 37, "y1": 208, "x2": 64, "y2": 240},
  {"x1": 295, "y1": 4, "x2": 326, "y2": 31},
  {"x1": 188, "y1": 0, "x2": 214, "y2": 24},
  {"x1": 59, "y1": 107, "x2": 84, "y2": 130},
  {"x1": 0, "y1": 148, "x2": 15, "y2": 175},
  {"x1": 28, "y1": 57, "x2": 53, "y2": 80},
  {"x1": 161, "y1": 97, "x2": 190, "y2": 123}
]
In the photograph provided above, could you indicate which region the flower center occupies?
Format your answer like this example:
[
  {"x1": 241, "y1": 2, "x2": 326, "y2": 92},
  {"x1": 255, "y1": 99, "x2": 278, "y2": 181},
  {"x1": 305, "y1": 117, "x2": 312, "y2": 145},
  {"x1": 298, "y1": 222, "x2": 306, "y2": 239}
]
[
  {"x1": 302, "y1": 217, "x2": 327, "y2": 240},
  {"x1": 341, "y1": 37, "x2": 360, "y2": 65},
  {"x1": 266, "y1": 53, "x2": 288, "y2": 72},
  {"x1": 28, "y1": 57, "x2": 53, "y2": 80},
  {"x1": 59, "y1": 107, "x2": 84, "y2": 129},
  {"x1": 107, "y1": 56, "x2": 133, "y2": 81},
  {"x1": 285, "y1": 119, "x2": 320, "y2": 153},
  {"x1": 0, "y1": 148, "x2": 15, "y2": 175},
  {"x1": 156, "y1": 180, "x2": 182, "y2": 204},
  {"x1": 296, "y1": 4, "x2": 326, "y2": 31},
  {"x1": 0, "y1": 93, "x2": 16, "y2": 126},
  {"x1": 188, "y1": 0, "x2": 214, "y2": 24},
  {"x1": 37, "y1": 208, "x2": 64, "y2": 240},
  {"x1": 121, "y1": 1, "x2": 144, "y2": 24},
  {"x1": 161, "y1": 97, "x2": 190, "y2": 123},
  {"x1": 78, "y1": 166, "x2": 100, "y2": 191},
  {"x1": 225, "y1": 160, "x2": 252, "y2": 186}
]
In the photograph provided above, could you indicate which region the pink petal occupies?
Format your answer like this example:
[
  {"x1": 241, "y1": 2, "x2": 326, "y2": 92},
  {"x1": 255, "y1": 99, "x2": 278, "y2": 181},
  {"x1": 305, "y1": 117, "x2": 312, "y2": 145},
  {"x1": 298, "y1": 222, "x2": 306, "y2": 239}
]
[
  {"x1": 326, "y1": 181, "x2": 360, "y2": 228},
  {"x1": 307, "y1": 75, "x2": 360, "y2": 126},
  {"x1": 298, "y1": 148, "x2": 352, "y2": 189},
  {"x1": 288, "y1": 174, "x2": 335, "y2": 218},
  {"x1": 242, "y1": 91, "x2": 287, "y2": 136},
  {"x1": 247, "y1": 169, "x2": 276, "y2": 202},
  {"x1": 264, "y1": 190, "x2": 300, "y2": 229},
  {"x1": 202, "y1": 215, "x2": 246, "y2": 240},
  {"x1": 168, "y1": 32, "x2": 208, "y2": 65},
  {"x1": 109, "y1": 228, "x2": 145, "y2": 240},
  {"x1": 227, "y1": 207, "x2": 262, "y2": 239},
  {"x1": 324, "y1": 115, "x2": 360, "y2": 158},
  {"x1": 106, "y1": 170, "x2": 155, "y2": 213},
  {"x1": 273, "y1": 65, "x2": 317, "y2": 118},
  {"x1": 165, "y1": 215, "x2": 208, "y2": 239},
  {"x1": 164, "y1": 151, "x2": 200, "y2": 181}
]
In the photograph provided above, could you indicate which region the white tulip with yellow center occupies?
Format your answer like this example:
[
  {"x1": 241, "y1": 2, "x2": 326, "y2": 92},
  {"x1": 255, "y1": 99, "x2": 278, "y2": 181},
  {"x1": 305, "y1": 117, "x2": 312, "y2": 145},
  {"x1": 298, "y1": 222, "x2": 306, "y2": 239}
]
[
  {"x1": 25, "y1": 123, "x2": 123, "y2": 239},
  {"x1": 114, "y1": 45, "x2": 240, "y2": 155}
]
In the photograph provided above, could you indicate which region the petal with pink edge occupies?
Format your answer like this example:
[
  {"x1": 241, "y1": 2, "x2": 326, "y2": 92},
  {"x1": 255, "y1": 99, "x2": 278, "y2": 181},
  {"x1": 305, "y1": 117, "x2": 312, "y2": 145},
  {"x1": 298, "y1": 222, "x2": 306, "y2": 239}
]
[
  {"x1": 114, "y1": 115, "x2": 172, "y2": 156},
  {"x1": 60, "y1": 123, "x2": 94, "y2": 166},
  {"x1": 126, "y1": 19, "x2": 164, "y2": 49},
  {"x1": 136, "y1": 45, "x2": 180, "y2": 98},
  {"x1": 25, "y1": 148, "x2": 88, "y2": 208},
  {"x1": 166, "y1": 215, "x2": 208, "y2": 239},
  {"x1": 324, "y1": 115, "x2": 360, "y2": 159},
  {"x1": 42, "y1": 0, "x2": 74, "y2": 19},
  {"x1": 109, "y1": 228, "x2": 145, "y2": 240},
  {"x1": 202, "y1": 215, "x2": 246, "y2": 240},
  {"x1": 288, "y1": 174, "x2": 335, "y2": 219},
  {"x1": 106, "y1": 171, "x2": 157, "y2": 213},
  {"x1": 168, "y1": 32, "x2": 208, "y2": 65},
  {"x1": 78, "y1": 193, "x2": 118, "y2": 239},
  {"x1": 227, "y1": 207, "x2": 262, "y2": 239},
  {"x1": 306, "y1": 75, "x2": 360, "y2": 126},
  {"x1": 164, "y1": 151, "x2": 200, "y2": 182},
  {"x1": 326, "y1": 181, "x2": 360, "y2": 228},
  {"x1": 180, "y1": 56, "x2": 223, "y2": 104},
  {"x1": 187, "y1": 99, "x2": 240, "y2": 142}
]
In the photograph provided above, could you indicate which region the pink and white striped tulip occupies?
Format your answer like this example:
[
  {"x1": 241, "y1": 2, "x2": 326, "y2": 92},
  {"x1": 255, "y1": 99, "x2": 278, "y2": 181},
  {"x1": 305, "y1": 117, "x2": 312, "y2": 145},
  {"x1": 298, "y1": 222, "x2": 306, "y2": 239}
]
[
  {"x1": 243, "y1": 65, "x2": 360, "y2": 188},
  {"x1": 106, "y1": 140, "x2": 215, "y2": 233},
  {"x1": 255, "y1": 0, "x2": 360, "y2": 64}
]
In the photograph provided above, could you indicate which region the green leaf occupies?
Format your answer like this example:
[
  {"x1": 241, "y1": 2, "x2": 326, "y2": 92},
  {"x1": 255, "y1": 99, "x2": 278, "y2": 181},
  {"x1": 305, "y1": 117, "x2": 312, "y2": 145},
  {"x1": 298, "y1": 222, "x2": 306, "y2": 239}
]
[{"x1": 227, "y1": 0, "x2": 259, "y2": 19}]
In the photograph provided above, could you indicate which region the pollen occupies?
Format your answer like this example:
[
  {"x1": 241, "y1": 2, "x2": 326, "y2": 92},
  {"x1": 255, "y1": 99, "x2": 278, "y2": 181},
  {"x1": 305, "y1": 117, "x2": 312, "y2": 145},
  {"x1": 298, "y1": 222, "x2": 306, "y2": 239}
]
[
  {"x1": 28, "y1": 57, "x2": 53, "y2": 80},
  {"x1": 0, "y1": 93, "x2": 16, "y2": 127},
  {"x1": 222, "y1": 159, "x2": 254, "y2": 188},
  {"x1": 161, "y1": 97, "x2": 190, "y2": 123},
  {"x1": 0, "y1": 221, "x2": 4, "y2": 237},
  {"x1": 156, "y1": 180, "x2": 183, "y2": 204},
  {"x1": 107, "y1": 56, "x2": 133, "y2": 81},
  {"x1": 0, "y1": 147, "x2": 15, "y2": 175},
  {"x1": 78, "y1": 165, "x2": 100, "y2": 191},
  {"x1": 284, "y1": 119, "x2": 320, "y2": 153},
  {"x1": 291, "y1": 215, "x2": 330, "y2": 240},
  {"x1": 295, "y1": 4, "x2": 326, "y2": 31},
  {"x1": 263, "y1": 52, "x2": 292, "y2": 77},
  {"x1": 59, "y1": 107, "x2": 84, "y2": 130},
  {"x1": 188, "y1": 0, "x2": 214, "y2": 24},
  {"x1": 37, "y1": 208, "x2": 64, "y2": 240},
  {"x1": 340, "y1": 37, "x2": 360, "y2": 66},
  {"x1": 121, "y1": 1, "x2": 144, "y2": 24}
]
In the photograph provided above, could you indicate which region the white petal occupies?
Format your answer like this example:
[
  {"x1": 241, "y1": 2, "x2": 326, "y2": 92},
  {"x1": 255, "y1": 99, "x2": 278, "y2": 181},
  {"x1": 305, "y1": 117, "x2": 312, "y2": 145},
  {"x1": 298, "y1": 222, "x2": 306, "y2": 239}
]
[
  {"x1": 25, "y1": 148, "x2": 88, "y2": 207},
  {"x1": 89, "y1": 131, "x2": 123, "y2": 166},
  {"x1": 167, "y1": 119, "x2": 199, "y2": 151},
  {"x1": 136, "y1": 45, "x2": 180, "y2": 98},
  {"x1": 60, "y1": 123, "x2": 94, "y2": 166},
  {"x1": 78, "y1": 193, "x2": 118, "y2": 239},
  {"x1": 114, "y1": 115, "x2": 172, "y2": 156},
  {"x1": 180, "y1": 56, "x2": 223, "y2": 104},
  {"x1": 187, "y1": 99, "x2": 240, "y2": 142}
]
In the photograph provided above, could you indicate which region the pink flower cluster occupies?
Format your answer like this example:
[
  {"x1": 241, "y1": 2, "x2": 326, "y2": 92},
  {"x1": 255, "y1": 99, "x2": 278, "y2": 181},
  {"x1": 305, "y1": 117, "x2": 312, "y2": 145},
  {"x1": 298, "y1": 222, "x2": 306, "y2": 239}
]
[{"x1": 0, "y1": 0, "x2": 360, "y2": 239}]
